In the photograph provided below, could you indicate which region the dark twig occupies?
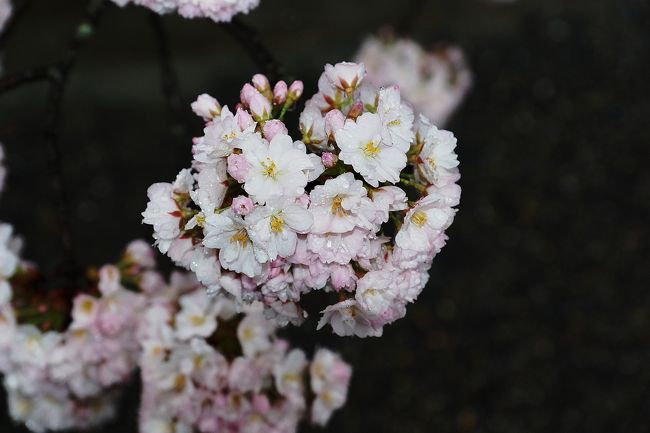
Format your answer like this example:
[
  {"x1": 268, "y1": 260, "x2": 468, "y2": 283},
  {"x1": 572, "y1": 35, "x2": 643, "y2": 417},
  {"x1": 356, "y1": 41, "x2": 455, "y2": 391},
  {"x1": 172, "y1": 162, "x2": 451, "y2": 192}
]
[
  {"x1": 397, "y1": 0, "x2": 427, "y2": 36},
  {"x1": 148, "y1": 12, "x2": 192, "y2": 137},
  {"x1": 0, "y1": 0, "x2": 108, "y2": 280},
  {"x1": 221, "y1": 17, "x2": 284, "y2": 82},
  {"x1": 0, "y1": 65, "x2": 52, "y2": 93},
  {"x1": 44, "y1": 0, "x2": 108, "y2": 278}
]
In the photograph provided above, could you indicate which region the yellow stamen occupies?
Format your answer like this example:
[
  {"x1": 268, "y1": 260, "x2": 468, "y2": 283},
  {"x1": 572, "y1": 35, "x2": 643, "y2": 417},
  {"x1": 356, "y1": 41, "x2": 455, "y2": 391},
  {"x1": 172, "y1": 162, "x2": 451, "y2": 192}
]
[
  {"x1": 189, "y1": 315, "x2": 205, "y2": 326},
  {"x1": 270, "y1": 214, "x2": 284, "y2": 233},
  {"x1": 261, "y1": 158, "x2": 278, "y2": 179},
  {"x1": 410, "y1": 210, "x2": 428, "y2": 227},
  {"x1": 242, "y1": 327, "x2": 255, "y2": 341},
  {"x1": 230, "y1": 229, "x2": 250, "y2": 247},
  {"x1": 388, "y1": 119, "x2": 401, "y2": 126},
  {"x1": 363, "y1": 140, "x2": 381, "y2": 157},
  {"x1": 174, "y1": 374, "x2": 186, "y2": 392},
  {"x1": 331, "y1": 195, "x2": 349, "y2": 216},
  {"x1": 223, "y1": 131, "x2": 238, "y2": 141},
  {"x1": 283, "y1": 372, "x2": 301, "y2": 383},
  {"x1": 81, "y1": 299, "x2": 94, "y2": 314}
]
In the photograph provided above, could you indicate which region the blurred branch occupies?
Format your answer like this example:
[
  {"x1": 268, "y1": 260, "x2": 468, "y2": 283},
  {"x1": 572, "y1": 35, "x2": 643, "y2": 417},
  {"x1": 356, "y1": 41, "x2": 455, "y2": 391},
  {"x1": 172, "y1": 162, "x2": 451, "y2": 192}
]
[
  {"x1": 397, "y1": 0, "x2": 427, "y2": 36},
  {"x1": 221, "y1": 17, "x2": 284, "y2": 82},
  {"x1": 148, "y1": 12, "x2": 192, "y2": 137},
  {"x1": 0, "y1": 65, "x2": 52, "y2": 92},
  {"x1": 0, "y1": 0, "x2": 109, "y2": 279}
]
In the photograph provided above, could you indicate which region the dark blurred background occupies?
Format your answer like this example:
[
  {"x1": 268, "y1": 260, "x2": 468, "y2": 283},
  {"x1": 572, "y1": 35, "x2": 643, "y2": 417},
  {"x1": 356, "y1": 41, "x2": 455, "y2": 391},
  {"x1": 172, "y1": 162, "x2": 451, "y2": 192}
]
[{"x1": 1, "y1": 0, "x2": 649, "y2": 432}]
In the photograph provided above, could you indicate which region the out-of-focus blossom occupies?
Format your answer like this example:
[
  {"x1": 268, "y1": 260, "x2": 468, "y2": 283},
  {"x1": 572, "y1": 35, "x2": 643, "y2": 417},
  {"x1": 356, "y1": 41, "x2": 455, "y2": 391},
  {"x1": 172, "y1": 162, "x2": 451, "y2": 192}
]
[
  {"x1": 356, "y1": 34, "x2": 472, "y2": 127},
  {"x1": 139, "y1": 287, "x2": 351, "y2": 432},
  {"x1": 0, "y1": 237, "x2": 157, "y2": 432}
]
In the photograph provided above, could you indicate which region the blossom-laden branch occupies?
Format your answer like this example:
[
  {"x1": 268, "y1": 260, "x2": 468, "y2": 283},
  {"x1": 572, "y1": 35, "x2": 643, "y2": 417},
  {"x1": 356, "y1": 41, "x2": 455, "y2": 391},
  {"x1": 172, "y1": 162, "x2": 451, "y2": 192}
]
[{"x1": 221, "y1": 16, "x2": 284, "y2": 82}]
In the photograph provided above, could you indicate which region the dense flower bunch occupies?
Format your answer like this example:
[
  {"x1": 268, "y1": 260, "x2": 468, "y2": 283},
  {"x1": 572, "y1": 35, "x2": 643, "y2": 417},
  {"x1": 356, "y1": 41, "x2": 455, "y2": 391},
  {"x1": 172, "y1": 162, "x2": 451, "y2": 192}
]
[
  {"x1": 111, "y1": 0, "x2": 260, "y2": 23},
  {"x1": 142, "y1": 61, "x2": 461, "y2": 337},
  {"x1": 0, "y1": 0, "x2": 11, "y2": 33},
  {"x1": 139, "y1": 280, "x2": 352, "y2": 432},
  {"x1": 0, "y1": 232, "x2": 155, "y2": 432},
  {"x1": 356, "y1": 35, "x2": 472, "y2": 127}
]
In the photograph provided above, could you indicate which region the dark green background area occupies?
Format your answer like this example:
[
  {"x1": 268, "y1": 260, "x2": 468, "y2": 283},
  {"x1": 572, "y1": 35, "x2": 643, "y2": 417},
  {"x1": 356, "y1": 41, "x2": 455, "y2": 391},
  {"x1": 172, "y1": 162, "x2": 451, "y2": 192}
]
[{"x1": 0, "y1": 0, "x2": 649, "y2": 432}]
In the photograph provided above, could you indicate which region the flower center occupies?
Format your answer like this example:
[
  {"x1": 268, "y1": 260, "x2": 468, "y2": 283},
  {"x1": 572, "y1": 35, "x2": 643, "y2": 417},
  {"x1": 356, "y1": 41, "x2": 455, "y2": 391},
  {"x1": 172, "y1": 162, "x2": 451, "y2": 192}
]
[
  {"x1": 81, "y1": 299, "x2": 94, "y2": 314},
  {"x1": 331, "y1": 195, "x2": 349, "y2": 216},
  {"x1": 363, "y1": 140, "x2": 380, "y2": 158},
  {"x1": 261, "y1": 158, "x2": 278, "y2": 179},
  {"x1": 242, "y1": 327, "x2": 255, "y2": 341},
  {"x1": 388, "y1": 119, "x2": 401, "y2": 126},
  {"x1": 223, "y1": 130, "x2": 238, "y2": 141},
  {"x1": 190, "y1": 315, "x2": 206, "y2": 326},
  {"x1": 410, "y1": 210, "x2": 428, "y2": 227},
  {"x1": 426, "y1": 157, "x2": 436, "y2": 169},
  {"x1": 283, "y1": 372, "x2": 301, "y2": 383},
  {"x1": 270, "y1": 214, "x2": 285, "y2": 233},
  {"x1": 230, "y1": 228, "x2": 250, "y2": 247},
  {"x1": 174, "y1": 374, "x2": 186, "y2": 392}
]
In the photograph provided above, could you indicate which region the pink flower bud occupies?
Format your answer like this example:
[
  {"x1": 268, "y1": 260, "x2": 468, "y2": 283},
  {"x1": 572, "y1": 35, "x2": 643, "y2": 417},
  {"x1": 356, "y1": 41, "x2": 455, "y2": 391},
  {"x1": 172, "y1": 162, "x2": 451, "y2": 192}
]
[
  {"x1": 248, "y1": 91, "x2": 272, "y2": 121},
  {"x1": 295, "y1": 193, "x2": 310, "y2": 208},
  {"x1": 253, "y1": 394, "x2": 271, "y2": 413},
  {"x1": 191, "y1": 93, "x2": 221, "y2": 121},
  {"x1": 321, "y1": 152, "x2": 338, "y2": 168},
  {"x1": 273, "y1": 80, "x2": 288, "y2": 105},
  {"x1": 324, "y1": 109, "x2": 345, "y2": 137},
  {"x1": 125, "y1": 239, "x2": 156, "y2": 268},
  {"x1": 262, "y1": 119, "x2": 288, "y2": 141},
  {"x1": 235, "y1": 108, "x2": 255, "y2": 130},
  {"x1": 240, "y1": 83, "x2": 257, "y2": 105},
  {"x1": 288, "y1": 80, "x2": 304, "y2": 100},
  {"x1": 98, "y1": 264, "x2": 121, "y2": 296},
  {"x1": 227, "y1": 154, "x2": 252, "y2": 183},
  {"x1": 252, "y1": 73, "x2": 270, "y2": 92},
  {"x1": 347, "y1": 101, "x2": 364, "y2": 120},
  {"x1": 232, "y1": 195, "x2": 254, "y2": 216}
]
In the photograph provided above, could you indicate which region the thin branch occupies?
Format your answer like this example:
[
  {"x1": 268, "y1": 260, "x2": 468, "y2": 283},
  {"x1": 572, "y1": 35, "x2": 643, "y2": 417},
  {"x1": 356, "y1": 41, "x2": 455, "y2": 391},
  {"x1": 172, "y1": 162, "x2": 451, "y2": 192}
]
[
  {"x1": 0, "y1": 65, "x2": 52, "y2": 93},
  {"x1": 221, "y1": 17, "x2": 284, "y2": 82},
  {"x1": 44, "y1": 0, "x2": 108, "y2": 277},
  {"x1": 0, "y1": 0, "x2": 109, "y2": 280},
  {"x1": 148, "y1": 11, "x2": 192, "y2": 137}
]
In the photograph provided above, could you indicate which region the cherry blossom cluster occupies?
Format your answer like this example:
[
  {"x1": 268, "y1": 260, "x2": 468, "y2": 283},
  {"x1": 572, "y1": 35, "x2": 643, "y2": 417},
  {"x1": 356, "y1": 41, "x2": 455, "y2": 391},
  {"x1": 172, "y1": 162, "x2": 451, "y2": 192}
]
[
  {"x1": 111, "y1": 0, "x2": 260, "y2": 23},
  {"x1": 139, "y1": 281, "x2": 352, "y2": 432},
  {"x1": 143, "y1": 61, "x2": 461, "y2": 337},
  {"x1": 0, "y1": 231, "x2": 155, "y2": 432},
  {"x1": 356, "y1": 35, "x2": 472, "y2": 127}
]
